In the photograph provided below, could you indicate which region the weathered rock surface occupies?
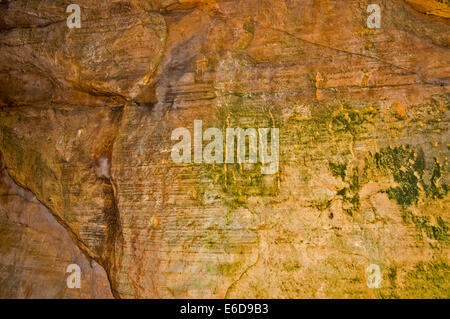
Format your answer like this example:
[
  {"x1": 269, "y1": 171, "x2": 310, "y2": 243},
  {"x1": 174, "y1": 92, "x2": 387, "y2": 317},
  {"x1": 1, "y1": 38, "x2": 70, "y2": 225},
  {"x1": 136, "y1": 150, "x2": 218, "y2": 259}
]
[
  {"x1": 0, "y1": 155, "x2": 113, "y2": 298},
  {"x1": 0, "y1": 0, "x2": 449, "y2": 298}
]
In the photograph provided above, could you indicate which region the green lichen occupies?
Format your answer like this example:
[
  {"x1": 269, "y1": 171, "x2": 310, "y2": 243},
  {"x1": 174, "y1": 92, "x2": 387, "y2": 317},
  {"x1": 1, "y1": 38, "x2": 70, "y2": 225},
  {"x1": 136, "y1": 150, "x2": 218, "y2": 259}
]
[
  {"x1": 203, "y1": 225, "x2": 230, "y2": 250},
  {"x1": 206, "y1": 261, "x2": 242, "y2": 276},
  {"x1": 373, "y1": 145, "x2": 423, "y2": 206},
  {"x1": 330, "y1": 105, "x2": 377, "y2": 137},
  {"x1": 404, "y1": 260, "x2": 450, "y2": 298},
  {"x1": 329, "y1": 161, "x2": 347, "y2": 180},
  {"x1": 402, "y1": 211, "x2": 449, "y2": 243},
  {"x1": 426, "y1": 158, "x2": 449, "y2": 200},
  {"x1": 282, "y1": 260, "x2": 301, "y2": 272},
  {"x1": 380, "y1": 259, "x2": 450, "y2": 299},
  {"x1": 369, "y1": 145, "x2": 448, "y2": 207},
  {"x1": 336, "y1": 167, "x2": 361, "y2": 216}
]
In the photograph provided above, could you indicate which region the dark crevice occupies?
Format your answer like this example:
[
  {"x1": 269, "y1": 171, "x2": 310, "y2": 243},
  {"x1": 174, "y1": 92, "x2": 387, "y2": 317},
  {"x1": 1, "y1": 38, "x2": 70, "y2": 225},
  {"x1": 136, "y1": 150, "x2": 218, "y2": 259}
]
[
  {"x1": 96, "y1": 104, "x2": 125, "y2": 299},
  {"x1": 99, "y1": 177, "x2": 123, "y2": 299}
]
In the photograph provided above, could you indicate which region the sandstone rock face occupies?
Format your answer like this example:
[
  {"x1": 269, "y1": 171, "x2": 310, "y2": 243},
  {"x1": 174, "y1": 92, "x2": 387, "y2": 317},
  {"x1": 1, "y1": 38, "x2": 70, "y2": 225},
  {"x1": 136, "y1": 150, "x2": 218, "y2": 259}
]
[
  {"x1": 0, "y1": 0, "x2": 449, "y2": 298},
  {"x1": 0, "y1": 155, "x2": 113, "y2": 298}
]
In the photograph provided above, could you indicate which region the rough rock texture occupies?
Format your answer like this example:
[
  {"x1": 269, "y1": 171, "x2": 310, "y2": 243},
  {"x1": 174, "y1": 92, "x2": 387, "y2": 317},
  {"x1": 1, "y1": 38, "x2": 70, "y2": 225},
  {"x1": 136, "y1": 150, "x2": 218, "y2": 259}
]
[
  {"x1": 0, "y1": 0, "x2": 449, "y2": 298},
  {"x1": 0, "y1": 155, "x2": 113, "y2": 298}
]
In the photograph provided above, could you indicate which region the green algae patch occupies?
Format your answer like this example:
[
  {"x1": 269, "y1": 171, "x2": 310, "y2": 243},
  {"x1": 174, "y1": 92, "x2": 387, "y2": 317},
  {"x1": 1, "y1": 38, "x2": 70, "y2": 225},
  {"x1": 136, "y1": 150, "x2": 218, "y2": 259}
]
[
  {"x1": 203, "y1": 225, "x2": 230, "y2": 250},
  {"x1": 380, "y1": 259, "x2": 450, "y2": 299},
  {"x1": 206, "y1": 261, "x2": 243, "y2": 276},
  {"x1": 327, "y1": 141, "x2": 448, "y2": 217},
  {"x1": 374, "y1": 145, "x2": 424, "y2": 206},
  {"x1": 368, "y1": 145, "x2": 448, "y2": 207},
  {"x1": 329, "y1": 161, "x2": 347, "y2": 180},
  {"x1": 329, "y1": 104, "x2": 377, "y2": 137},
  {"x1": 403, "y1": 260, "x2": 450, "y2": 298},
  {"x1": 427, "y1": 158, "x2": 449, "y2": 200},
  {"x1": 401, "y1": 210, "x2": 449, "y2": 243}
]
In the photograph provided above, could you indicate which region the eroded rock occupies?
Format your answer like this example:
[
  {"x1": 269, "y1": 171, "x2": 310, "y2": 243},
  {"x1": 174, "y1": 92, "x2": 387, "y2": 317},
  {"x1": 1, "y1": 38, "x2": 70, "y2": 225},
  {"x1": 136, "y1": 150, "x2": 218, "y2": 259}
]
[{"x1": 0, "y1": 0, "x2": 448, "y2": 298}]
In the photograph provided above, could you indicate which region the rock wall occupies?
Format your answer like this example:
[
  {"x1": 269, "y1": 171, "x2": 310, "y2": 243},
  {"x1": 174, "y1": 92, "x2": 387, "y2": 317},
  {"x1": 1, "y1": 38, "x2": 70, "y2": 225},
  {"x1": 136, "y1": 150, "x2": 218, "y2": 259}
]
[
  {"x1": 0, "y1": 0, "x2": 448, "y2": 298},
  {"x1": 0, "y1": 154, "x2": 113, "y2": 298}
]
